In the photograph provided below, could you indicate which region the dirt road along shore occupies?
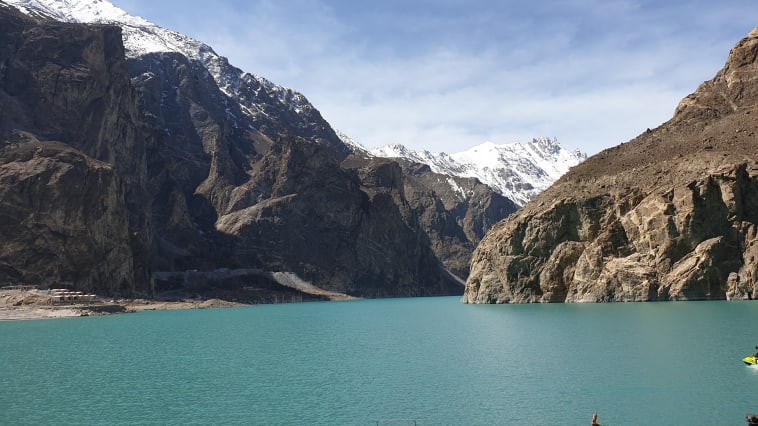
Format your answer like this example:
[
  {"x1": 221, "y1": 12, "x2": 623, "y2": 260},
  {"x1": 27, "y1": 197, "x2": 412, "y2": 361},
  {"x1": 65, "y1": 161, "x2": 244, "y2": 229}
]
[{"x1": 0, "y1": 288, "x2": 246, "y2": 321}]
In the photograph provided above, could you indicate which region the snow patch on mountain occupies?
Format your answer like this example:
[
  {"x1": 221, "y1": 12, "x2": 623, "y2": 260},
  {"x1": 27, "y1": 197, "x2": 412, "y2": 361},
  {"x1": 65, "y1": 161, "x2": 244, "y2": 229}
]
[
  {"x1": 2, "y1": 0, "x2": 313, "y2": 123},
  {"x1": 370, "y1": 138, "x2": 586, "y2": 206},
  {"x1": 4, "y1": 0, "x2": 201, "y2": 57},
  {"x1": 335, "y1": 130, "x2": 370, "y2": 156}
]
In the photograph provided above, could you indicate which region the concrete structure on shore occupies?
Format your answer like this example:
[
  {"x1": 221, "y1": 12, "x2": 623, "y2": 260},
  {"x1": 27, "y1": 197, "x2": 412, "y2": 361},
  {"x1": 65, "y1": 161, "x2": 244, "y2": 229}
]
[{"x1": 49, "y1": 290, "x2": 97, "y2": 304}]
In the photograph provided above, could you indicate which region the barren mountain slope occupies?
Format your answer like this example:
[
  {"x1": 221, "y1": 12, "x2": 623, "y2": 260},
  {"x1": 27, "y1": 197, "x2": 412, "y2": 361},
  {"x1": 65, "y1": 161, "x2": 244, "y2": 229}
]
[{"x1": 464, "y1": 27, "x2": 758, "y2": 303}]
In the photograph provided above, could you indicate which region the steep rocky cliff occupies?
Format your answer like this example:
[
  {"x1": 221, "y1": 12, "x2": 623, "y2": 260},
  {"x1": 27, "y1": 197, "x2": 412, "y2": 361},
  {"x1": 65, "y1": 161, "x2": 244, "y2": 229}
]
[
  {"x1": 341, "y1": 156, "x2": 518, "y2": 279},
  {"x1": 0, "y1": 5, "x2": 151, "y2": 294},
  {"x1": 464, "y1": 27, "x2": 758, "y2": 303}
]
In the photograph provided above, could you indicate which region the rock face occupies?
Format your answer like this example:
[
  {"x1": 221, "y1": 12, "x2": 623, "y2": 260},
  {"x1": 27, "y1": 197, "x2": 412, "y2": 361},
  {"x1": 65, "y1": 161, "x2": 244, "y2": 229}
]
[
  {"x1": 343, "y1": 156, "x2": 518, "y2": 280},
  {"x1": 0, "y1": 5, "x2": 151, "y2": 294},
  {"x1": 463, "y1": 27, "x2": 758, "y2": 303},
  {"x1": 0, "y1": 4, "x2": 498, "y2": 299},
  {"x1": 126, "y1": 50, "x2": 465, "y2": 297}
]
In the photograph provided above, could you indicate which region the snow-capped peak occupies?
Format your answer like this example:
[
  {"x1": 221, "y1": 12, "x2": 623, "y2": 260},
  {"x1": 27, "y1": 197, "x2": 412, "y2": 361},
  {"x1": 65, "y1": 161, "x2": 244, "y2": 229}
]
[
  {"x1": 370, "y1": 137, "x2": 586, "y2": 206},
  {"x1": 5, "y1": 0, "x2": 132, "y2": 22},
  {"x1": 3, "y1": 0, "x2": 204, "y2": 58}
]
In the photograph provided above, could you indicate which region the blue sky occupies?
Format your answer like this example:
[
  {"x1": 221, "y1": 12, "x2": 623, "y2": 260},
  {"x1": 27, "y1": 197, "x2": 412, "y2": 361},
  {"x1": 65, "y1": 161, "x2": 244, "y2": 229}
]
[{"x1": 116, "y1": 0, "x2": 757, "y2": 155}]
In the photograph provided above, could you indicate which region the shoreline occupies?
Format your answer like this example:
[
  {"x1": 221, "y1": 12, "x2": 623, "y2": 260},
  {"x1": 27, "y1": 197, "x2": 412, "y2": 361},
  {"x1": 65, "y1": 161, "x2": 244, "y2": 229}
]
[{"x1": 0, "y1": 289, "x2": 248, "y2": 321}]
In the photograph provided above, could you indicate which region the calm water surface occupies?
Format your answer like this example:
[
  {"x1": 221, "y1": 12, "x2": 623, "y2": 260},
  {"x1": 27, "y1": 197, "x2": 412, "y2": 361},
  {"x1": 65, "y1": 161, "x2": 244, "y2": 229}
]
[{"x1": 2, "y1": 297, "x2": 758, "y2": 425}]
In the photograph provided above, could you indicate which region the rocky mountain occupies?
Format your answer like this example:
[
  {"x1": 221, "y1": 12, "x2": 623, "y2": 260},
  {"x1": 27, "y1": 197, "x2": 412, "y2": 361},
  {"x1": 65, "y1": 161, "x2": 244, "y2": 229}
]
[
  {"x1": 370, "y1": 137, "x2": 586, "y2": 206},
  {"x1": 463, "y1": 27, "x2": 758, "y2": 303},
  {"x1": 0, "y1": 0, "x2": 518, "y2": 300},
  {"x1": 0, "y1": 3, "x2": 151, "y2": 294},
  {"x1": 4, "y1": 0, "x2": 350, "y2": 159}
]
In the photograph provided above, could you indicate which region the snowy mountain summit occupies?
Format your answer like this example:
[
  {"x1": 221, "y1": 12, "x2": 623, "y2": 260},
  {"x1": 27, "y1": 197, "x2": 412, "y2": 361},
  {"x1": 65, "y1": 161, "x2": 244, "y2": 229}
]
[{"x1": 371, "y1": 137, "x2": 586, "y2": 206}]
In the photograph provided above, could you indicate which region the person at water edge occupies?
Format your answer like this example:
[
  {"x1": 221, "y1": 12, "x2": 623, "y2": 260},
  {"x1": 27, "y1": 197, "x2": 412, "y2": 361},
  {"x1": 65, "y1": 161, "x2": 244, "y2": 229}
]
[{"x1": 591, "y1": 412, "x2": 606, "y2": 426}]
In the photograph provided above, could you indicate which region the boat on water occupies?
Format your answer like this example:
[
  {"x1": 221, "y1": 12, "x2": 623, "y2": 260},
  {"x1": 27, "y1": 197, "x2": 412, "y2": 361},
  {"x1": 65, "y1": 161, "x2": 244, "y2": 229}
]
[{"x1": 743, "y1": 356, "x2": 758, "y2": 366}]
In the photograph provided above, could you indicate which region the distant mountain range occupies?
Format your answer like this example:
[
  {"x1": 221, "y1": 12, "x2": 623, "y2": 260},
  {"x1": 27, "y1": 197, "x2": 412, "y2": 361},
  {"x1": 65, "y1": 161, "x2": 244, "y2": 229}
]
[{"x1": 367, "y1": 137, "x2": 586, "y2": 206}]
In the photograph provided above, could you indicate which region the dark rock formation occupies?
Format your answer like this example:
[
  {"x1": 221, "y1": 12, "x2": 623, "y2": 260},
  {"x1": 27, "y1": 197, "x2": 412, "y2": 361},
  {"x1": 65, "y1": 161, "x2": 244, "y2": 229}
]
[
  {"x1": 127, "y1": 49, "x2": 465, "y2": 297},
  {"x1": 342, "y1": 156, "x2": 518, "y2": 279},
  {"x1": 463, "y1": 27, "x2": 758, "y2": 303},
  {"x1": 0, "y1": 139, "x2": 135, "y2": 293},
  {"x1": 0, "y1": 5, "x2": 151, "y2": 294}
]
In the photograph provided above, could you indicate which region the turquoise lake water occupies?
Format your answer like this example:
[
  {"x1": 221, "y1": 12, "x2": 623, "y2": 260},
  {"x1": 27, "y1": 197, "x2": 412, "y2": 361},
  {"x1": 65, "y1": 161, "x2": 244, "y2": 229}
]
[{"x1": 3, "y1": 296, "x2": 758, "y2": 425}]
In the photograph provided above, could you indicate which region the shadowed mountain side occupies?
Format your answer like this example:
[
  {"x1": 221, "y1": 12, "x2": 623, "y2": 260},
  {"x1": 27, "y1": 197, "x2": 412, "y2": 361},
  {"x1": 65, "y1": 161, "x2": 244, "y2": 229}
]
[
  {"x1": 210, "y1": 138, "x2": 464, "y2": 297},
  {"x1": 464, "y1": 27, "x2": 758, "y2": 303},
  {"x1": 342, "y1": 156, "x2": 519, "y2": 280},
  {"x1": 128, "y1": 47, "x2": 465, "y2": 297}
]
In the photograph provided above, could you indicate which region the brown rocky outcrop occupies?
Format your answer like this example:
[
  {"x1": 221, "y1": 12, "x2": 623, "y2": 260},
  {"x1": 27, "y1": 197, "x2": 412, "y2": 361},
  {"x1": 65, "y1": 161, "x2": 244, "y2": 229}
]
[
  {"x1": 0, "y1": 138, "x2": 135, "y2": 293},
  {"x1": 463, "y1": 27, "x2": 758, "y2": 303},
  {"x1": 0, "y1": 6, "x2": 151, "y2": 294}
]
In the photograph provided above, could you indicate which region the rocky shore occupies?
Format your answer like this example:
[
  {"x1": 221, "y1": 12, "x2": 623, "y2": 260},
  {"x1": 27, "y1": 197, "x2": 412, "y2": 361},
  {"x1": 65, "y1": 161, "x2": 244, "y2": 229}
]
[{"x1": 0, "y1": 288, "x2": 247, "y2": 321}]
